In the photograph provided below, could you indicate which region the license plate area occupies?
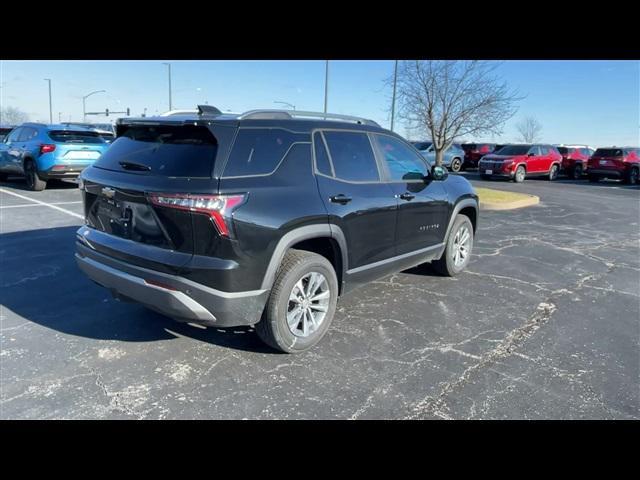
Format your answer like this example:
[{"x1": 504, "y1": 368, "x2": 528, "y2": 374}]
[
  {"x1": 485, "y1": 169, "x2": 493, "y2": 175},
  {"x1": 97, "y1": 197, "x2": 133, "y2": 239}
]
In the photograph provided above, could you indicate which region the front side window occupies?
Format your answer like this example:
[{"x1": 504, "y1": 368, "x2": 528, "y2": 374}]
[
  {"x1": 6, "y1": 128, "x2": 22, "y2": 143},
  {"x1": 528, "y1": 146, "x2": 541, "y2": 156},
  {"x1": 374, "y1": 134, "x2": 428, "y2": 181},
  {"x1": 323, "y1": 131, "x2": 379, "y2": 182}
]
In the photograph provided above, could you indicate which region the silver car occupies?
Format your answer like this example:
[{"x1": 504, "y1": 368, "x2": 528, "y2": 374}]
[{"x1": 411, "y1": 141, "x2": 466, "y2": 172}]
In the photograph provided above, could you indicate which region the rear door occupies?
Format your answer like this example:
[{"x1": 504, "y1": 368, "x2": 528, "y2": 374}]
[
  {"x1": 527, "y1": 145, "x2": 543, "y2": 173},
  {"x1": 372, "y1": 133, "x2": 449, "y2": 255},
  {"x1": 313, "y1": 129, "x2": 397, "y2": 271}
]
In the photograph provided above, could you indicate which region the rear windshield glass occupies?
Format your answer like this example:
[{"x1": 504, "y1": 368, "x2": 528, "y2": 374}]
[
  {"x1": 93, "y1": 125, "x2": 217, "y2": 177},
  {"x1": 412, "y1": 141, "x2": 432, "y2": 151},
  {"x1": 594, "y1": 148, "x2": 623, "y2": 157},
  {"x1": 494, "y1": 145, "x2": 530, "y2": 155},
  {"x1": 48, "y1": 130, "x2": 105, "y2": 144}
]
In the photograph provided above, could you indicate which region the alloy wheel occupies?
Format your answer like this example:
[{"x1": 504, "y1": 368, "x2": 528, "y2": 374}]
[
  {"x1": 452, "y1": 225, "x2": 471, "y2": 268},
  {"x1": 286, "y1": 271, "x2": 331, "y2": 338}
]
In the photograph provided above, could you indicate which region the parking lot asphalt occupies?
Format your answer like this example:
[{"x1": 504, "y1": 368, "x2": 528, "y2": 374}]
[{"x1": 1, "y1": 174, "x2": 638, "y2": 419}]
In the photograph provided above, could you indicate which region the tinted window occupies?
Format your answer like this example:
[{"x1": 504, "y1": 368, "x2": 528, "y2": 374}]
[
  {"x1": 6, "y1": 128, "x2": 22, "y2": 142},
  {"x1": 374, "y1": 134, "x2": 428, "y2": 181},
  {"x1": 18, "y1": 127, "x2": 38, "y2": 142},
  {"x1": 48, "y1": 130, "x2": 105, "y2": 144},
  {"x1": 324, "y1": 131, "x2": 379, "y2": 182},
  {"x1": 497, "y1": 145, "x2": 531, "y2": 156},
  {"x1": 412, "y1": 141, "x2": 432, "y2": 151},
  {"x1": 313, "y1": 132, "x2": 333, "y2": 176},
  {"x1": 557, "y1": 147, "x2": 569, "y2": 155},
  {"x1": 538, "y1": 145, "x2": 548, "y2": 155},
  {"x1": 225, "y1": 128, "x2": 300, "y2": 177},
  {"x1": 594, "y1": 148, "x2": 623, "y2": 157},
  {"x1": 94, "y1": 125, "x2": 218, "y2": 177}
]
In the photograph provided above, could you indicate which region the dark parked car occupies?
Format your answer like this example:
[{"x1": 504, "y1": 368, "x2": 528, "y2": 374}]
[
  {"x1": 556, "y1": 145, "x2": 594, "y2": 179},
  {"x1": 460, "y1": 143, "x2": 497, "y2": 169},
  {"x1": 411, "y1": 141, "x2": 466, "y2": 172},
  {"x1": 587, "y1": 147, "x2": 639, "y2": 184},
  {"x1": 75, "y1": 106, "x2": 479, "y2": 352},
  {"x1": 478, "y1": 144, "x2": 562, "y2": 182},
  {"x1": 0, "y1": 126, "x2": 15, "y2": 143},
  {"x1": 0, "y1": 123, "x2": 111, "y2": 190}
]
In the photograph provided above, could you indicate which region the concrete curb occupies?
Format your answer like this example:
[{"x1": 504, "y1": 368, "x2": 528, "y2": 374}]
[{"x1": 480, "y1": 194, "x2": 540, "y2": 211}]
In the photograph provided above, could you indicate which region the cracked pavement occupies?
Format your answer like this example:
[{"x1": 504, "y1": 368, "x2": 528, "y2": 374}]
[{"x1": 1, "y1": 174, "x2": 638, "y2": 419}]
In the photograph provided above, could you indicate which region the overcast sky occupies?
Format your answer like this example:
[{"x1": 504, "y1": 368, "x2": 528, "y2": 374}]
[{"x1": 1, "y1": 60, "x2": 638, "y2": 147}]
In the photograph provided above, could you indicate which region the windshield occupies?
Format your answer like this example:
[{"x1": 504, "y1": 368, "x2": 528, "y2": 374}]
[
  {"x1": 48, "y1": 130, "x2": 106, "y2": 144},
  {"x1": 494, "y1": 145, "x2": 531, "y2": 156}
]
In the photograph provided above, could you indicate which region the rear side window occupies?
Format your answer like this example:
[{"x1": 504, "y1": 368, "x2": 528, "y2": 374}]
[
  {"x1": 94, "y1": 125, "x2": 218, "y2": 177},
  {"x1": 224, "y1": 128, "x2": 303, "y2": 177},
  {"x1": 323, "y1": 131, "x2": 380, "y2": 182},
  {"x1": 48, "y1": 130, "x2": 105, "y2": 144},
  {"x1": 313, "y1": 132, "x2": 333, "y2": 176},
  {"x1": 18, "y1": 127, "x2": 38, "y2": 142},
  {"x1": 5, "y1": 128, "x2": 22, "y2": 142}
]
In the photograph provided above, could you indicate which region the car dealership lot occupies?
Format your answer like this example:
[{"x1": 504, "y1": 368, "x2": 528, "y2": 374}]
[{"x1": 1, "y1": 175, "x2": 638, "y2": 419}]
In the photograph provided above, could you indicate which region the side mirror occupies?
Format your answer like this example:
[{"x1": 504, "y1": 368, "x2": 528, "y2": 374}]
[{"x1": 431, "y1": 165, "x2": 448, "y2": 181}]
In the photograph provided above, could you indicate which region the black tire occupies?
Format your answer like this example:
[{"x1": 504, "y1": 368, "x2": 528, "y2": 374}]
[
  {"x1": 588, "y1": 174, "x2": 600, "y2": 183},
  {"x1": 256, "y1": 249, "x2": 338, "y2": 353},
  {"x1": 480, "y1": 174, "x2": 492, "y2": 181},
  {"x1": 624, "y1": 167, "x2": 639, "y2": 185},
  {"x1": 548, "y1": 164, "x2": 559, "y2": 181},
  {"x1": 432, "y1": 214, "x2": 474, "y2": 277},
  {"x1": 0, "y1": 172, "x2": 8, "y2": 181},
  {"x1": 450, "y1": 157, "x2": 462, "y2": 173},
  {"x1": 571, "y1": 163, "x2": 583, "y2": 180},
  {"x1": 24, "y1": 159, "x2": 47, "y2": 191},
  {"x1": 514, "y1": 165, "x2": 526, "y2": 183}
]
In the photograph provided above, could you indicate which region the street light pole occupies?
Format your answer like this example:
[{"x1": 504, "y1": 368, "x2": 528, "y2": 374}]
[
  {"x1": 44, "y1": 79, "x2": 52, "y2": 124},
  {"x1": 274, "y1": 101, "x2": 295, "y2": 110},
  {"x1": 82, "y1": 90, "x2": 107, "y2": 122},
  {"x1": 323, "y1": 60, "x2": 329, "y2": 115},
  {"x1": 162, "y1": 62, "x2": 173, "y2": 110},
  {"x1": 390, "y1": 60, "x2": 398, "y2": 132}
]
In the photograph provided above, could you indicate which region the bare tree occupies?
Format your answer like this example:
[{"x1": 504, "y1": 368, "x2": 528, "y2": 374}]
[
  {"x1": 393, "y1": 61, "x2": 520, "y2": 167},
  {"x1": 0, "y1": 106, "x2": 29, "y2": 125},
  {"x1": 515, "y1": 116, "x2": 543, "y2": 143}
]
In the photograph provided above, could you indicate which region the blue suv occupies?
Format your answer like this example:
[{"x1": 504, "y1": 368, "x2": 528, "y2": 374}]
[{"x1": 0, "y1": 123, "x2": 110, "y2": 191}]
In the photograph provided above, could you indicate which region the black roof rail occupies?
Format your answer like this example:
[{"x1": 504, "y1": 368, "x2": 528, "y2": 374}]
[{"x1": 239, "y1": 109, "x2": 380, "y2": 127}]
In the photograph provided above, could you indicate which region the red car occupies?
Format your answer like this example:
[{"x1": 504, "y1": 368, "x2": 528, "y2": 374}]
[
  {"x1": 461, "y1": 143, "x2": 497, "y2": 169},
  {"x1": 588, "y1": 147, "x2": 640, "y2": 185},
  {"x1": 478, "y1": 144, "x2": 562, "y2": 183},
  {"x1": 557, "y1": 145, "x2": 594, "y2": 179}
]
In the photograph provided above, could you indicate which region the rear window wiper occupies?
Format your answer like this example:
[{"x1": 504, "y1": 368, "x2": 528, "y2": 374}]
[{"x1": 119, "y1": 161, "x2": 151, "y2": 171}]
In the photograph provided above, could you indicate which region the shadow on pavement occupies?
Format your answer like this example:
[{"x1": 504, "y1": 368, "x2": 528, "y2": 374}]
[
  {"x1": 0, "y1": 225, "x2": 277, "y2": 354},
  {"x1": 0, "y1": 175, "x2": 78, "y2": 191}
]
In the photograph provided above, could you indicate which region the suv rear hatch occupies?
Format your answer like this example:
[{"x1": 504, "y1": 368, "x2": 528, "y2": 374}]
[
  {"x1": 79, "y1": 122, "x2": 228, "y2": 273},
  {"x1": 47, "y1": 130, "x2": 110, "y2": 162},
  {"x1": 590, "y1": 148, "x2": 624, "y2": 171}
]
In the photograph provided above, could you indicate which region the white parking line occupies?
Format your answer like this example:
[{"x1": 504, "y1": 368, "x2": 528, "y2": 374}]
[
  {"x1": 0, "y1": 188, "x2": 84, "y2": 219},
  {"x1": 0, "y1": 201, "x2": 82, "y2": 209}
]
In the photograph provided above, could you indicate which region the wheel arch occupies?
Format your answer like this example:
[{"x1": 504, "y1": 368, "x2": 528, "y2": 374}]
[{"x1": 260, "y1": 224, "x2": 348, "y2": 293}]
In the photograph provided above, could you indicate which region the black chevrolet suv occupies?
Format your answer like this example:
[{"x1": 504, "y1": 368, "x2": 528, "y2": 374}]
[{"x1": 76, "y1": 106, "x2": 478, "y2": 353}]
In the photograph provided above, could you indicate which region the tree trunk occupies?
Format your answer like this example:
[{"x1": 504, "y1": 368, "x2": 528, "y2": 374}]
[{"x1": 435, "y1": 149, "x2": 445, "y2": 167}]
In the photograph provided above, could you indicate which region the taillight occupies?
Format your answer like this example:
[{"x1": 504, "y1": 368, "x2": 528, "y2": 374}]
[
  {"x1": 40, "y1": 144, "x2": 56, "y2": 154},
  {"x1": 148, "y1": 193, "x2": 247, "y2": 237}
]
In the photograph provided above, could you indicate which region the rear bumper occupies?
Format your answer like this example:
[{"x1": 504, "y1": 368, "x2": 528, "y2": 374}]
[
  {"x1": 588, "y1": 169, "x2": 623, "y2": 178},
  {"x1": 75, "y1": 240, "x2": 269, "y2": 327},
  {"x1": 41, "y1": 164, "x2": 91, "y2": 179}
]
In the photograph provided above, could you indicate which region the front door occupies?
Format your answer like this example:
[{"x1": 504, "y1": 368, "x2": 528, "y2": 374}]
[{"x1": 371, "y1": 133, "x2": 450, "y2": 256}]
